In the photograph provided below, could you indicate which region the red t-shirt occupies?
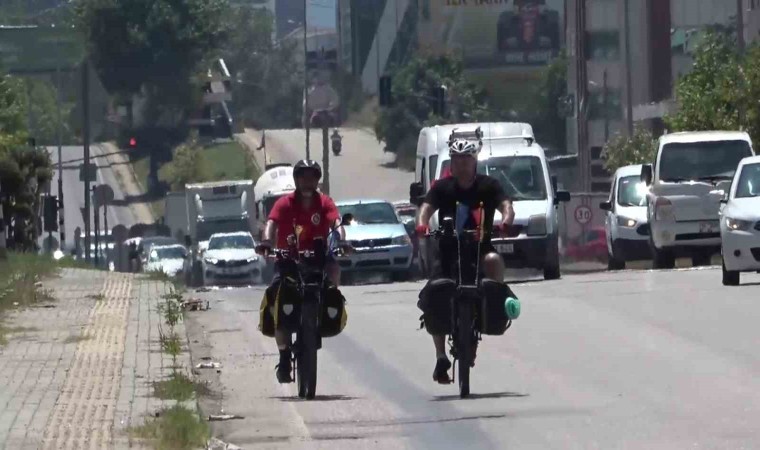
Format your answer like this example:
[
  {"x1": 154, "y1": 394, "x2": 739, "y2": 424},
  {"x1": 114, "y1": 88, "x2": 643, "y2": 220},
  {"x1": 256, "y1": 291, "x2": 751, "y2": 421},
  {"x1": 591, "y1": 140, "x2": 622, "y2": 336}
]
[{"x1": 268, "y1": 192, "x2": 340, "y2": 250}]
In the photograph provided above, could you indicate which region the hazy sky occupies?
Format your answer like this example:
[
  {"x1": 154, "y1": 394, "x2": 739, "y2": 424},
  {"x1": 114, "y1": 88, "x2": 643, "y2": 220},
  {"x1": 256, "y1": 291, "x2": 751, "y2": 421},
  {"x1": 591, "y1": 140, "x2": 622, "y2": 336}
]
[{"x1": 307, "y1": 0, "x2": 336, "y2": 29}]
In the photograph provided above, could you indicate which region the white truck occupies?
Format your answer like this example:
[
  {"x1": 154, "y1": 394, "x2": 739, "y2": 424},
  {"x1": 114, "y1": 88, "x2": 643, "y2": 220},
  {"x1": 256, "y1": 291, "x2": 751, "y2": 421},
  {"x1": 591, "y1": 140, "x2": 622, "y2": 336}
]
[
  {"x1": 409, "y1": 123, "x2": 571, "y2": 280},
  {"x1": 164, "y1": 180, "x2": 256, "y2": 285},
  {"x1": 253, "y1": 164, "x2": 296, "y2": 240}
]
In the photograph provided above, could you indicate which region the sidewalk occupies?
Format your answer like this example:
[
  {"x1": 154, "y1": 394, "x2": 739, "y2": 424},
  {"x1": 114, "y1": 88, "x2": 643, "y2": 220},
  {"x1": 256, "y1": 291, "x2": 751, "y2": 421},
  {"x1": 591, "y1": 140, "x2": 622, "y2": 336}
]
[{"x1": 0, "y1": 269, "x2": 192, "y2": 449}]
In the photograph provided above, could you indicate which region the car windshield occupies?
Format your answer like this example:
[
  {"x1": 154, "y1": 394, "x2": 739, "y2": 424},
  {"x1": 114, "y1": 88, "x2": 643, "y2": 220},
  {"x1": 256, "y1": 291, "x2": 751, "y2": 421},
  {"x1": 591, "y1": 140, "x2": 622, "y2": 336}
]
[
  {"x1": 339, "y1": 203, "x2": 399, "y2": 224},
  {"x1": 734, "y1": 163, "x2": 760, "y2": 198},
  {"x1": 617, "y1": 176, "x2": 647, "y2": 207},
  {"x1": 208, "y1": 234, "x2": 255, "y2": 250},
  {"x1": 152, "y1": 247, "x2": 186, "y2": 260},
  {"x1": 197, "y1": 219, "x2": 250, "y2": 242},
  {"x1": 438, "y1": 157, "x2": 547, "y2": 200},
  {"x1": 659, "y1": 140, "x2": 752, "y2": 182},
  {"x1": 485, "y1": 156, "x2": 547, "y2": 201}
]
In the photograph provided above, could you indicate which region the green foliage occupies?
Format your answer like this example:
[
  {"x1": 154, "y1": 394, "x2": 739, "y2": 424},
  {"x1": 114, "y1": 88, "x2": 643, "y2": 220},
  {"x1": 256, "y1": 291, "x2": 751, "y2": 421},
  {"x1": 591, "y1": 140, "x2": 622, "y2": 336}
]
[
  {"x1": 374, "y1": 54, "x2": 493, "y2": 170},
  {"x1": 530, "y1": 52, "x2": 568, "y2": 152},
  {"x1": 23, "y1": 78, "x2": 75, "y2": 146},
  {"x1": 130, "y1": 405, "x2": 209, "y2": 450},
  {"x1": 601, "y1": 126, "x2": 658, "y2": 173},
  {"x1": 222, "y1": 4, "x2": 303, "y2": 129},
  {"x1": 665, "y1": 31, "x2": 742, "y2": 135},
  {"x1": 158, "y1": 134, "x2": 210, "y2": 191},
  {"x1": 76, "y1": 0, "x2": 230, "y2": 118}
]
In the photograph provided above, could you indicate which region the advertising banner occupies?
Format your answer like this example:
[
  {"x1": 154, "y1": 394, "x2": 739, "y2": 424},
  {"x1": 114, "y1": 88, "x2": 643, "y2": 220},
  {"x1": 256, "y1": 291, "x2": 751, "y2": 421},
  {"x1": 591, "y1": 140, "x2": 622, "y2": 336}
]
[{"x1": 418, "y1": 0, "x2": 564, "y2": 69}]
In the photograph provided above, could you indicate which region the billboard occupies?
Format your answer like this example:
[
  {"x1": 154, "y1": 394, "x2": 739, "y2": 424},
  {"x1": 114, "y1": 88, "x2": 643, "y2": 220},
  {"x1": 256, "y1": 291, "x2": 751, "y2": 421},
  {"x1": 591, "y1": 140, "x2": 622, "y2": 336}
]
[{"x1": 418, "y1": 0, "x2": 564, "y2": 69}]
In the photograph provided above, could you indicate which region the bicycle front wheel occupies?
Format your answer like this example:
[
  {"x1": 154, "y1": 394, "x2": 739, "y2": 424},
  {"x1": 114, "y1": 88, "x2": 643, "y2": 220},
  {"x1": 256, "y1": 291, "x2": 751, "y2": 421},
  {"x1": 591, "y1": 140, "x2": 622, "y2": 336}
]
[
  {"x1": 457, "y1": 302, "x2": 473, "y2": 398},
  {"x1": 297, "y1": 300, "x2": 319, "y2": 400}
]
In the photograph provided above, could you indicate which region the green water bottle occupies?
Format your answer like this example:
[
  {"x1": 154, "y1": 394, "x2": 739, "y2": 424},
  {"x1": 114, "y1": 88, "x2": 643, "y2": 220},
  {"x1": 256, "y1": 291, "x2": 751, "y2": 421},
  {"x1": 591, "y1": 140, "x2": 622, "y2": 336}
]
[{"x1": 505, "y1": 297, "x2": 521, "y2": 320}]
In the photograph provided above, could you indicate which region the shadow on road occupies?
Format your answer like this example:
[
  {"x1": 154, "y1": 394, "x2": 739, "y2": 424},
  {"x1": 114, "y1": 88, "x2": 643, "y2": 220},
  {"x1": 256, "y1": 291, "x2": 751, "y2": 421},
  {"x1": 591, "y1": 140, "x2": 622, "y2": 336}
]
[
  {"x1": 271, "y1": 394, "x2": 360, "y2": 402},
  {"x1": 431, "y1": 391, "x2": 529, "y2": 402}
]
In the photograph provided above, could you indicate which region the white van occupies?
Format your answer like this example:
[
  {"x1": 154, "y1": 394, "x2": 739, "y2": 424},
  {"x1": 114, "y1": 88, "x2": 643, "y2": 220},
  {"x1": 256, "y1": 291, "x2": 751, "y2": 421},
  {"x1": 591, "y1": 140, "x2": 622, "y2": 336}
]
[
  {"x1": 641, "y1": 131, "x2": 755, "y2": 269},
  {"x1": 409, "y1": 123, "x2": 571, "y2": 280},
  {"x1": 253, "y1": 164, "x2": 295, "y2": 240},
  {"x1": 600, "y1": 164, "x2": 650, "y2": 270}
]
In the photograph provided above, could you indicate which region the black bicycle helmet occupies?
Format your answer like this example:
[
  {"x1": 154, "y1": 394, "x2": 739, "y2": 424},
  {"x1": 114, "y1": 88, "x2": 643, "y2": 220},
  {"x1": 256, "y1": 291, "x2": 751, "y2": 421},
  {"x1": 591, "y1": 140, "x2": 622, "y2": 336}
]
[{"x1": 293, "y1": 159, "x2": 322, "y2": 179}]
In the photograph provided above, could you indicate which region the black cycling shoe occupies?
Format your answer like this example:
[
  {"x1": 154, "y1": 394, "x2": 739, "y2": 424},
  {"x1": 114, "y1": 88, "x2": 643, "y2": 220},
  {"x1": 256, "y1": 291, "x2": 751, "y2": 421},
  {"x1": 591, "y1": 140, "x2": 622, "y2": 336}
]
[
  {"x1": 276, "y1": 351, "x2": 293, "y2": 383},
  {"x1": 433, "y1": 357, "x2": 452, "y2": 384}
]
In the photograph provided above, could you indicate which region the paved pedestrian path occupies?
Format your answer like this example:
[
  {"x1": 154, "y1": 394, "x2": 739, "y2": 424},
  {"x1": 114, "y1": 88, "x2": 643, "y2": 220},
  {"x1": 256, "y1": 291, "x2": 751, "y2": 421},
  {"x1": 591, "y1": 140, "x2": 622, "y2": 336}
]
[{"x1": 0, "y1": 269, "x2": 193, "y2": 450}]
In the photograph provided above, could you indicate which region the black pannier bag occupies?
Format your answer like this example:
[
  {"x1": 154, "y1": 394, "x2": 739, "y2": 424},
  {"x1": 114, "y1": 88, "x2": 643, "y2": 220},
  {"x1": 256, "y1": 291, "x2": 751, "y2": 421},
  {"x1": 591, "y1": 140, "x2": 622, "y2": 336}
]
[
  {"x1": 320, "y1": 284, "x2": 348, "y2": 338},
  {"x1": 479, "y1": 278, "x2": 514, "y2": 335},
  {"x1": 259, "y1": 275, "x2": 302, "y2": 337},
  {"x1": 417, "y1": 278, "x2": 457, "y2": 335}
]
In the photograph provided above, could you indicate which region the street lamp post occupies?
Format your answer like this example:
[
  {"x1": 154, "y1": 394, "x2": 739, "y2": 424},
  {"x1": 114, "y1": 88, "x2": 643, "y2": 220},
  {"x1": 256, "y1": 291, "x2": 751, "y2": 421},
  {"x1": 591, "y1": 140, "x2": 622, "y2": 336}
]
[{"x1": 304, "y1": 0, "x2": 311, "y2": 159}]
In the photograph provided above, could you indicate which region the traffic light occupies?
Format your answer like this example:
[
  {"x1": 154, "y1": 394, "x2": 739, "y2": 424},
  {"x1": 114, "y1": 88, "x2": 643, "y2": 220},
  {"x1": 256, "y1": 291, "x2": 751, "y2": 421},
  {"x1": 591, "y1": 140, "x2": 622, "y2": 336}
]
[
  {"x1": 129, "y1": 137, "x2": 137, "y2": 148},
  {"x1": 43, "y1": 196, "x2": 58, "y2": 232},
  {"x1": 431, "y1": 85, "x2": 447, "y2": 116},
  {"x1": 379, "y1": 75, "x2": 392, "y2": 107}
]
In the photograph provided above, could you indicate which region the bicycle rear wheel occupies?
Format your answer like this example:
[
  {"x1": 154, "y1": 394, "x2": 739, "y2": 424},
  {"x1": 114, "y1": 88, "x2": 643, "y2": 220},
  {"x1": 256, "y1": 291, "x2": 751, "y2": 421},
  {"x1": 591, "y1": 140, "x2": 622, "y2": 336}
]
[
  {"x1": 297, "y1": 299, "x2": 319, "y2": 400},
  {"x1": 457, "y1": 302, "x2": 473, "y2": 398}
]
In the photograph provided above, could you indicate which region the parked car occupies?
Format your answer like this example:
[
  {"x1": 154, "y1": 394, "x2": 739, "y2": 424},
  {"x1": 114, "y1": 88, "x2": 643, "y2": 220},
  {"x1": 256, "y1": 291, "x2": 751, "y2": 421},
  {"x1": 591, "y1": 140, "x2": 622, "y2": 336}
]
[
  {"x1": 601, "y1": 164, "x2": 651, "y2": 270},
  {"x1": 565, "y1": 227, "x2": 608, "y2": 262},
  {"x1": 336, "y1": 200, "x2": 414, "y2": 281},
  {"x1": 642, "y1": 131, "x2": 754, "y2": 269},
  {"x1": 139, "y1": 236, "x2": 180, "y2": 267},
  {"x1": 144, "y1": 244, "x2": 188, "y2": 277},
  {"x1": 719, "y1": 155, "x2": 760, "y2": 285},
  {"x1": 392, "y1": 201, "x2": 418, "y2": 257},
  {"x1": 201, "y1": 231, "x2": 264, "y2": 286}
]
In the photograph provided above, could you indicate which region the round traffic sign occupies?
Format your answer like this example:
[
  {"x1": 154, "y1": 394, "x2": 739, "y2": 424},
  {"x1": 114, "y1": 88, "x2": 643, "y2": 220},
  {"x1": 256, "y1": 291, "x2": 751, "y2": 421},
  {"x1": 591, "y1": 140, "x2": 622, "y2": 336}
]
[
  {"x1": 92, "y1": 185, "x2": 115, "y2": 209},
  {"x1": 574, "y1": 205, "x2": 593, "y2": 225}
]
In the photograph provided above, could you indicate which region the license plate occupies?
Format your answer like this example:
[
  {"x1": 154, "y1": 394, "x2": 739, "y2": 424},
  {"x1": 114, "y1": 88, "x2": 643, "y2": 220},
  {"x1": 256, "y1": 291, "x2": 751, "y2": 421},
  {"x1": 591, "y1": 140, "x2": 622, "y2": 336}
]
[
  {"x1": 699, "y1": 222, "x2": 717, "y2": 233},
  {"x1": 496, "y1": 243, "x2": 515, "y2": 254}
]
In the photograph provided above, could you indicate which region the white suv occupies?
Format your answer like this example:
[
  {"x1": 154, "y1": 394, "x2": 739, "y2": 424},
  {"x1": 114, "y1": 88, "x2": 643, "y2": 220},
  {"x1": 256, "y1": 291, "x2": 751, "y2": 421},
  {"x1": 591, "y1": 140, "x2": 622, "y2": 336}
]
[{"x1": 642, "y1": 131, "x2": 754, "y2": 269}]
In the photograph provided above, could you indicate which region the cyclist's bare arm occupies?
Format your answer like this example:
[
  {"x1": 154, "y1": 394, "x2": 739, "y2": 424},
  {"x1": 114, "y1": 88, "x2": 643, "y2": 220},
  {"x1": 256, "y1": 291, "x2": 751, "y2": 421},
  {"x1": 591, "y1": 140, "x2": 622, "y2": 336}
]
[
  {"x1": 263, "y1": 220, "x2": 278, "y2": 243},
  {"x1": 417, "y1": 202, "x2": 436, "y2": 229},
  {"x1": 498, "y1": 199, "x2": 515, "y2": 226}
]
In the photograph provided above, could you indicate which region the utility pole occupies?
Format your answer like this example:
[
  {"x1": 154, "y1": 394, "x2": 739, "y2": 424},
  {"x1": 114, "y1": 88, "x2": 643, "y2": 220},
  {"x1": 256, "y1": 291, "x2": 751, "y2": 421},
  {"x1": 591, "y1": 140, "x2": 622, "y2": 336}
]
[
  {"x1": 603, "y1": 69, "x2": 609, "y2": 143},
  {"x1": 738, "y1": 0, "x2": 746, "y2": 53},
  {"x1": 623, "y1": 0, "x2": 634, "y2": 137},
  {"x1": 82, "y1": 59, "x2": 92, "y2": 264},
  {"x1": 304, "y1": 0, "x2": 311, "y2": 159},
  {"x1": 56, "y1": 52, "x2": 65, "y2": 254}
]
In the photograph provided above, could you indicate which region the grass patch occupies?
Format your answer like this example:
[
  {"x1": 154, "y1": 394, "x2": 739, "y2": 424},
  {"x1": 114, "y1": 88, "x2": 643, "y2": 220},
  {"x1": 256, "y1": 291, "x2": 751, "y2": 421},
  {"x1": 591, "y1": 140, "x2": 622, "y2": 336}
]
[
  {"x1": 0, "y1": 252, "x2": 60, "y2": 344},
  {"x1": 161, "y1": 333, "x2": 183, "y2": 357},
  {"x1": 130, "y1": 405, "x2": 209, "y2": 450},
  {"x1": 203, "y1": 141, "x2": 257, "y2": 180},
  {"x1": 153, "y1": 372, "x2": 208, "y2": 401}
]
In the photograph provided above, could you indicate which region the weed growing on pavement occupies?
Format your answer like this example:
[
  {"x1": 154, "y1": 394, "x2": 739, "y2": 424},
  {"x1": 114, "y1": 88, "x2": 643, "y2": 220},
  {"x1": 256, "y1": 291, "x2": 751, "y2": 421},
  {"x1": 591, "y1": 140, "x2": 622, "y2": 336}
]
[
  {"x1": 153, "y1": 372, "x2": 210, "y2": 402},
  {"x1": 130, "y1": 404, "x2": 210, "y2": 450},
  {"x1": 0, "y1": 253, "x2": 61, "y2": 344},
  {"x1": 87, "y1": 293, "x2": 106, "y2": 301},
  {"x1": 161, "y1": 333, "x2": 182, "y2": 359},
  {"x1": 63, "y1": 334, "x2": 91, "y2": 344},
  {"x1": 147, "y1": 270, "x2": 171, "y2": 283}
]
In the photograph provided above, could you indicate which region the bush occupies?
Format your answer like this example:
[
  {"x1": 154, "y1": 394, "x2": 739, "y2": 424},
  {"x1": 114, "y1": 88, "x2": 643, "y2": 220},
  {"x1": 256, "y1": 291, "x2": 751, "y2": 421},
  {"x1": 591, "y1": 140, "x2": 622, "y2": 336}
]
[{"x1": 158, "y1": 133, "x2": 210, "y2": 191}]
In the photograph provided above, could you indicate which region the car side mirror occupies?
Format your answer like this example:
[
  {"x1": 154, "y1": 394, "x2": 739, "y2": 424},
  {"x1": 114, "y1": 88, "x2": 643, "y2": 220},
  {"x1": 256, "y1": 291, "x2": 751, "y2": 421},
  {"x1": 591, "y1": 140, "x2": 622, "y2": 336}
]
[
  {"x1": 720, "y1": 193, "x2": 729, "y2": 204},
  {"x1": 341, "y1": 213, "x2": 354, "y2": 226},
  {"x1": 409, "y1": 182, "x2": 424, "y2": 207},
  {"x1": 641, "y1": 164, "x2": 653, "y2": 186},
  {"x1": 554, "y1": 191, "x2": 571, "y2": 205},
  {"x1": 600, "y1": 201, "x2": 612, "y2": 211}
]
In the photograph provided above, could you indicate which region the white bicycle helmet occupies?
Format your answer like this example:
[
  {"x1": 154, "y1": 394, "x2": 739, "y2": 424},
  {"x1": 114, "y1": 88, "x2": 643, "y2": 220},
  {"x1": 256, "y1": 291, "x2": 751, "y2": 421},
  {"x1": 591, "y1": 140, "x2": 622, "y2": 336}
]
[{"x1": 448, "y1": 138, "x2": 481, "y2": 157}]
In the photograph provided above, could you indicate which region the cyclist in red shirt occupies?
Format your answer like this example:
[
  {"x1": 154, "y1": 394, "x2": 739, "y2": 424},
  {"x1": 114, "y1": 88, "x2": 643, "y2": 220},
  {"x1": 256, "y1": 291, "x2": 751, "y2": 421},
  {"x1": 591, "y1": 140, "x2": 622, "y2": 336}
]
[{"x1": 256, "y1": 159, "x2": 346, "y2": 382}]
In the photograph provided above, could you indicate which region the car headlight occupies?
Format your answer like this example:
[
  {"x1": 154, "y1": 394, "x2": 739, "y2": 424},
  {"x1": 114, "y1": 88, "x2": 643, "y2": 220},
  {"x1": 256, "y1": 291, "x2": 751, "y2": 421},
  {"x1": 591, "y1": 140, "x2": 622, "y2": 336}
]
[
  {"x1": 616, "y1": 216, "x2": 637, "y2": 228},
  {"x1": 204, "y1": 257, "x2": 218, "y2": 265},
  {"x1": 246, "y1": 256, "x2": 259, "y2": 263},
  {"x1": 391, "y1": 235, "x2": 412, "y2": 246},
  {"x1": 526, "y1": 215, "x2": 547, "y2": 236},
  {"x1": 725, "y1": 217, "x2": 752, "y2": 231}
]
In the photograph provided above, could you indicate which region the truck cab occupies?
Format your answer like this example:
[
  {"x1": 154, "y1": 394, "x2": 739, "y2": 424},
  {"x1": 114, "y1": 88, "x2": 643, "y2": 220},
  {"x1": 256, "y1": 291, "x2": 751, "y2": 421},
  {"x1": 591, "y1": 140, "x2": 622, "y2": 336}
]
[{"x1": 410, "y1": 123, "x2": 570, "y2": 280}]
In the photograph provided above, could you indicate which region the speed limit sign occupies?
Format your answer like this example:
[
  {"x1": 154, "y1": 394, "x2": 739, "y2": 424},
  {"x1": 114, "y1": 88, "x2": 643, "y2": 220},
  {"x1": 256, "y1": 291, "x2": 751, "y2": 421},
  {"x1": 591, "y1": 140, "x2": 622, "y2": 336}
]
[{"x1": 574, "y1": 205, "x2": 593, "y2": 225}]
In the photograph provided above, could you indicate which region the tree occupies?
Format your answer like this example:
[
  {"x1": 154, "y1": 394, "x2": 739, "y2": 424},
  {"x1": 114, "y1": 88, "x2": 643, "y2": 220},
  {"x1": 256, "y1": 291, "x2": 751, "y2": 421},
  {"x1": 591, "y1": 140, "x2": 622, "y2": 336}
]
[
  {"x1": 665, "y1": 31, "x2": 742, "y2": 133},
  {"x1": 76, "y1": 0, "x2": 230, "y2": 121},
  {"x1": 222, "y1": 5, "x2": 303, "y2": 129},
  {"x1": 530, "y1": 52, "x2": 567, "y2": 153},
  {"x1": 0, "y1": 74, "x2": 52, "y2": 250},
  {"x1": 24, "y1": 78, "x2": 74, "y2": 146},
  {"x1": 601, "y1": 126, "x2": 657, "y2": 174},
  {"x1": 374, "y1": 54, "x2": 493, "y2": 170},
  {"x1": 158, "y1": 133, "x2": 210, "y2": 191}
]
